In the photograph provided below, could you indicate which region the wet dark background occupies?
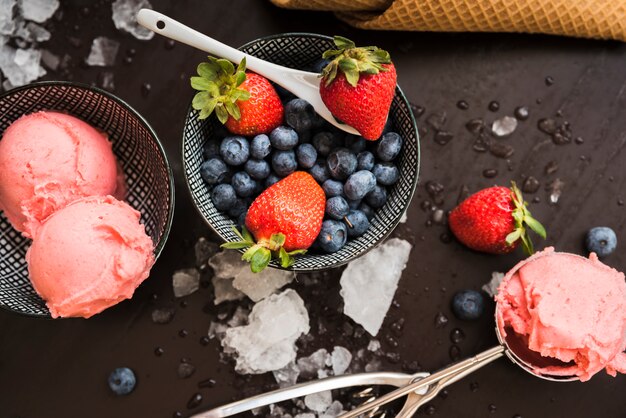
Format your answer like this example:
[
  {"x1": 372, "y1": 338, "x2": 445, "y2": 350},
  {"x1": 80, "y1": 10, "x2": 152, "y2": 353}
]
[{"x1": 1, "y1": 0, "x2": 626, "y2": 417}]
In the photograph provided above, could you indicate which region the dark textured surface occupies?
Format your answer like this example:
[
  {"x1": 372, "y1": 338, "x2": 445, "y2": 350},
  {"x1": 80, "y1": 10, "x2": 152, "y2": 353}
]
[{"x1": 1, "y1": 1, "x2": 625, "y2": 417}]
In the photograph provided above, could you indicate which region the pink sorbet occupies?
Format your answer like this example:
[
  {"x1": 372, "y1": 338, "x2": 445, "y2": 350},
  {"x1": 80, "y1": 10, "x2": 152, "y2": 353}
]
[
  {"x1": 26, "y1": 195, "x2": 155, "y2": 318},
  {"x1": 496, "y1": 247, "x2": 626, "y2": 381},
  {"x1": 0, "y1": 111, "x2": 119, "y2": 237}
]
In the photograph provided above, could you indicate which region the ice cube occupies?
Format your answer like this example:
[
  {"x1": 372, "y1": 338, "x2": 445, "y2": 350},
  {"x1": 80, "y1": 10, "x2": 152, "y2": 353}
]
[
  {"x1": 492, "y1": 116, "x2": 518, "y2": 137},
  {"x1": 98, "y1": 71, "x2": 115, "y2": 91},
  {"x1": 399, "y1": 211, "x2": 408, "y2": 224},
  {"x1": 0, "y1": 45, "x2": 45, "y2": 87},
  {"x1": 85, "y1": 36, "x2": 119, "y2": 67},
  {"x1": 209, "y1": 250, "x2": 244, "y2": 279},
  {"x1": 172, "y1": 268, "x2": 200, "y2": 297},
  {"x1": 331, "y1": 346, "x2": 352, "y2": 376},
  {"x1": 221, "y1": 289, "x2": 309, "y2": 374},
  {"x1": 482, "y1": 271, "x2": 504, "y2": 297},
  {"x1": 304, "y1": 390, "x2": 332, "y2": 413},
  {"x1": 320, "y1": 401, "x2": 345, "y2": 418},
  {"x1": 226, "y1": 306, "x2": 249, "y2": 327},
  {"x1": 111, "y1": 0, "x2": 155, "y2": 40},
  {"x1": 15, "y1": 20, "x2": 50, "y2": 42},
  {"x1": 208, "y1": 321, "x2": 228, "y2": 341},
  {"x1": 272, "y1": 362, "x2": 300, "y2": 388},
  {"x1": 18, "y1": 0, "x2": 59, "y2": 23},
  {"x1": 0, "y1": 0, "x2": 17, "y2": 36},
  {"x1": 296, "y1": 348, "x2": 331, "y2": 378},
  {"x1": 367, "y1": 340, "x2": 381, "y2": 352},
  {"x1": 364, "y1": 358, "x2": 382, "y2": 372},
  {"x1": 195, "y1": 237, "x2": 217, "y2": 268},
  {"x1": 548, "y1": 178, "x2": 564, "y2": 204},
  {"x1": 212, "y1": 276, "x2": 245, "y2": 305},
  {"x1": 340, "y1": 238, "x2": 412, "y2": 336},
  {"x1": 177, "y1": 362, "x2": 196, "y2": 379},
  {"x1": 294, "y1": 414, "x2": 316, "y2": 418}
]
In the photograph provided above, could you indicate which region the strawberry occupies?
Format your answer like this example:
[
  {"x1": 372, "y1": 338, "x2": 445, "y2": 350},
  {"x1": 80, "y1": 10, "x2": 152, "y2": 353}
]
[
  {"x1": 319, "y1": 36, "x2": 397, "y2": 140},
  {"x1": 222, "y1": 171, "x2": 326, "y2": 272},
  {"x1": 448, "y1": 182, "x2": 546, "y2": 255},
  {"x1": 190, "y1": 57, "x2": 283, "y2": 136}
]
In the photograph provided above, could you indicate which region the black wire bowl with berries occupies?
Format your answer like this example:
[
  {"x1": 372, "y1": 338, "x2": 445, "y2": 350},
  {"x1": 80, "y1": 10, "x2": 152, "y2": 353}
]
[
  {"x1": 182, "y1": 33, "x2": 419, "y2": 271},
  {"x1": 0, "y1": 81, "x2": 175, "y2": 317}
]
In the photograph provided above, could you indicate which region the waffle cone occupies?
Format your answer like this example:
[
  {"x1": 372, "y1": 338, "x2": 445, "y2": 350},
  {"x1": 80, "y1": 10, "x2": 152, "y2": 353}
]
[{"x1": 270, "y1": 0, "x2": 626, "y2": 42}]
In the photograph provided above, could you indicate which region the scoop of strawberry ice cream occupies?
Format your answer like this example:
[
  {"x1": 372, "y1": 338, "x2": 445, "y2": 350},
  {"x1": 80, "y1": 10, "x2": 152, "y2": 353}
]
[
  {"x1": 26, "y1": 195, "x2": 155, "y2": 318},
  {"x1": 496, "y1": 247, "x2": 626, "y2": 381},
  {"x1": 0, "y1": 111, "x2": 119, "y2": 237}
]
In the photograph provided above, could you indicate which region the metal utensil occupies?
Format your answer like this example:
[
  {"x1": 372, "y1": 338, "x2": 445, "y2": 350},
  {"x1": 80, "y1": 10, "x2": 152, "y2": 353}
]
[{"x1": 136, "y1": 9, "x2": 360, "y2": 136}]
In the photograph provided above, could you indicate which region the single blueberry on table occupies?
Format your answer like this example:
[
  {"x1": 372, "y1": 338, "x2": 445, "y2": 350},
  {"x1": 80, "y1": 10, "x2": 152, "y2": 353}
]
[
  {"x1": 316, "y1": 220, "x2": 348, "y2": 253},
  {"x1": 211, "y1": 183, "x2": 237, "y2": 211},
  {"x1": 244, "y1": 159, "x2": 270, "y2": 180},
  {"x1": 108, "y1": 367, "x2": 136, "y2": 396},
  {"x1": 250, "y1": 134, "x2": 271, "y2": 159},
  {"x1": 231, "y1": 172, "x2": 258, "y2": 198},
  {"x1": 345, "y1": 135, "x2": 367, "y2": 154},
  {"x1": 326, "y1": 196, "x2": 350, "y2": 220},
  {"x1": 202, "y1": 138, "x2": 220, "y2": 159},
  {"x1": 377, "y1": 132, "x2": 403, "y2": 161},
  {"x1": 344, "y1": 170, "x2": 377, "y2": 200},
  {"x1": 309, "y1": 160, "x2": 330, "y2": 183},
  {"x1": 585, "y1": 227, "x2": 617, "y2": 257},
  {"x1": 312, "y1": 131, "x2": 340, "y2": 157},
  {"x1": 220, "y1": 136, "x2": 249, "y2": 166},
  {"x1": 345, "y1": 210, "x2": 370, "y2": 238},
  {"x1": 296, "y1": 143, "x2": 317, "y2": 169},
  {"x1": 451, "y1": 290, "x2": 485, "y2": 321},
  {"x1": 270, "y1": 126, "x2": 299, "y2": 150},
  {"x1": 327, "y1": 148, "x2": 357, "y2": 180},
  {"x1": 365, "y1": 185, "x2": 387, "y2": 208},
  {"x1": 272, "y1": 150, "x2": 298, "y2": 177},
  {"x1": 373, "y1": 162, "x2": 400, "y2": 186},
  {"x1": 265, "y1": 173, "x2": 281, "y2": 188},
  {"x1": 356, "y1": 151, "x2": 375, "y2": 171},
  {"x1": 284, "y1": 98, "x2": 317, "y2": 133},
  {"x1": 358, "y1": 202, "x2": 375, "y2": 220},
  {"x1": 200, "y1": 158, "x2": 229, "y2": 185},
  {"x1": 322, "y1": 179, "x2": 344, "y2": 197}
]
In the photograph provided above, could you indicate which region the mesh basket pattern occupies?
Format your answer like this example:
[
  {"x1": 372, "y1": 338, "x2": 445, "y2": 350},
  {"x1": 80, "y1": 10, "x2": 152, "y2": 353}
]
[
  {"x1": 183, "y1": 34, "x2": 419, "y2": 272},
  {"x1": 0, "y1": 82, "x2": 174, "y2": 317}
]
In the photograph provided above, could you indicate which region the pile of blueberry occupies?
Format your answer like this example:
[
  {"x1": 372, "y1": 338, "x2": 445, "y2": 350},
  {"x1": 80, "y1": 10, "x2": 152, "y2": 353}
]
[{"x1": 199, "y1": 98, "x2": 404, "y2": 254}]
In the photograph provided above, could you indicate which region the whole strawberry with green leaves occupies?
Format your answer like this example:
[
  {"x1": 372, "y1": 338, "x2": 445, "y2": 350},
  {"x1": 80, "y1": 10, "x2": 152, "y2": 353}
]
[
  {"x1": 448, "y1": 182, "x2": 547, "y2": 255},
  {"x1": 223, "y1": 171, "x2": 326, "y2": 272},
  {"x1": 190, "y1": 57, "x2": 283, "y2": 136},
  {"x1": 319, "y1": 36, "x2": 397, "y2": 140}
]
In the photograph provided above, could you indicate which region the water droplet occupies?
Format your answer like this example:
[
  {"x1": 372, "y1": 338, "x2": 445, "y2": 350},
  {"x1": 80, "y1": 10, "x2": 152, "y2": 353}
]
[
  {"x1": 187, "y1": 393, "x2": 203, "y2": 409},
  {"x1": 488, "y1": 101, "x2": 500, "y2": 112},
  {"x1": 546, "y1": 178, "x2": 565, "y2": 204},
  {"x1": 402, "y1": 360, "x2": 421, "y2": 373},
  {"x1": 532, "y1": 196, "x2": 540, "y2": 203},
  {"x1": 385, "y1": 335, "x2": 399, "y2": 348},
  {"x1": 391, "y1": 318, "x2": 405, "y2": 336},
  {"x1": 536, "y1": 98, "x2": 543, "y2": 104},
  {"x1": 440, "y1": 233, "x2": 452, "y2": 244},
  {"x1": 513, "y1": 415, "x2": 523, "y2": 418},
  {"x1": 425, "y1": 405, "x2": 436, "y2": 415},
  {"x1": 386, "y1": 352, "x2": 401, "y2": 364},
  {"x1": 141, "y1": 82, "x2": 151, "y2": 97},
  {"x1": 618, "y1": 199, "x2": 624, "y2": 206},
  {"x1": 178, "y1": 362, "x2": 196, "y2": 379},
  {"x1": 173, "y1": 412, "x2": 183, "y2": 418},
  {"x1": 522, "y1": 176, "x2": 540, "y2": 194},
  {"x1": 450, "y1": 328, "x2": 465, "y2": 344},
  {"x1": 123, "y1": 56, "x2": 133, "y2": 65},
  {"x1": 514, "y1": 106, "x2": 529, "y2": 121},
  {"x1": 154, "y1": 347, "x2": 164, "y2": 356},
  {"x1": 198, "y1": 378, "x2": 217, "y2": 388},
  {"x1": 200, "y1": 336, "x2": 210, "y2": 346},
  {"x1": 165, "y1": 39, "x2": 176, "y2": 50},
  {"x1": 470, "y1": 381, "x2": 479, "y2": 392},
  {"x1": 421, "y1": 200, "x2": 432, "y2": 211},
  {"x1": 180, "y1": 300, "x2": 189, "y2": 308},
  {"x1": 426, "y1": 181, "x2": 444, "y2": 198},
  {"x1": 489, "y1": 404, "x2": 497, "y2": 413},
  {"x1": 538, "y1": 118, "x2": 557, "y2": 134},
  {"x1": 434, "y1": 131, "x2": 454, "y2": 146},
  {"x1": 126, "y1": 48, "x2": 137, "y2": 57},
  {"x1": 457, "y1": 100, "x2": 469, "y2": 110},
  {"x1": 438, "y1": 389, "x2": 449, "y2": 399},
  {"x1": 483, "y1": 169, "x2": 498, "y2": 178},
  {"x1": 449, "y1": 345, "x2": 461, "y2": 360},
  {"x1": 575, "y1": 136, "x2": 584, "y2": 144},
  {"x1": 81, "y1": 6, "x2": 90, "y2": 16},
  {"x1": 425, "y1": 220, "x2": 433, "y2": 227},
  {"x1": 410, "y1": 103, "x2": 425, "y2": 118},
  {"x1": 472, "y1": 134, "x2": 491, "y2": 153},
  {"x1": 432, "y1": 209, "x2": 445, "y2": 224},
  {"x1": 466, "y1": 118, "x2": 484, "y2": 134},
  {"x1": 435, "y1": 312, "x2": 449, "y2": 328},
  {"x1": 545, "y1": 76, "x2": 554, "y2": 86},
  {"x1": 426, "y1": 111, "x2": 447, "y2": 130},
  {"x1": 489, "y1": 141, "x2": 515, "y2": 159},
  {"x1": 457, "y1": 185, "x2": 470, "y2": 204},
  {"x1": 178, "y1": 329, "x2": 188, "y2": 338},
  {"x1": 545, "y1": 161, "x2": 559, "y2": 175}
]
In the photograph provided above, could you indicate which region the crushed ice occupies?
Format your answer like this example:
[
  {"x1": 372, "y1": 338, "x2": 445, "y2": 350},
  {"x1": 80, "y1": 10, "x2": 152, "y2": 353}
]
[
  {"x1": 85, "y1": 36, "x2": 120, "y2": 66},
  {"x1": 492, "y1": 116, "x2": 518, "y2": 137},
  {"x1": 111, "y1": 0, "x2": 155, "y2": 40},
  {"x1": 172, "y1": 268, "x2": 200, "y2": 297},
  {"x1": 482, "y1": 271, "x2": 504, "y2": 297}
]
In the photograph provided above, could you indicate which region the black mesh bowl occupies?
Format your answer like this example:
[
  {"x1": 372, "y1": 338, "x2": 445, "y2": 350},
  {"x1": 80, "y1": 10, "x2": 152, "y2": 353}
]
[
  {"x1": 0, "y1": 81, "x2": 175, "y2": 317},
  {"x1": 183, "y1": 33, "x2": 419, "y2": 271}
]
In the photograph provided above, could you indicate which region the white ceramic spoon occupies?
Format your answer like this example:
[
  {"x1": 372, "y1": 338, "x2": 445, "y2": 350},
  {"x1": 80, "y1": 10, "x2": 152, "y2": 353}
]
[{"x1": 136, "y1": 9, "x2": 360, "y2": 135}]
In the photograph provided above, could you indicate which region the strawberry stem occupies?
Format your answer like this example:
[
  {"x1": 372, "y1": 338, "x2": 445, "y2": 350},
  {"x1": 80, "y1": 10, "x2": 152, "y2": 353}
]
[{"x1": 507, "y1": 181, "x2": 547, "y2": 255}]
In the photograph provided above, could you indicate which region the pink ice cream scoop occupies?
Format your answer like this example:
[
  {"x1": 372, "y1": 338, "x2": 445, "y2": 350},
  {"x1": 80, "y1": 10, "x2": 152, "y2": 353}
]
[
  {"x1": 496, "y1": 247, "x2": 626, "y2": 381},
  {"x1": 26, "y1": 195, "x2": 155, "y2": 318},
  {"x1": 0, "y1": 111, "x2": 120, "y2": 238}
]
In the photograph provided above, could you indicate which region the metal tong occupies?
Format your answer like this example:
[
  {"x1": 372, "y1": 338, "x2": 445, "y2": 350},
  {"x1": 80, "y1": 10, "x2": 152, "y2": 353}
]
[{"x1": 190, "y1": 346, "x2": 504, "y2": 418}]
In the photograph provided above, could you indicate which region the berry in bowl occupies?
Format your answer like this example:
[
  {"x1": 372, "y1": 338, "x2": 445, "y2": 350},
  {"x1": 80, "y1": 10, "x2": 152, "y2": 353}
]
[{"x1": 182, "y1": 34, "x2": 419, "y2": 271}]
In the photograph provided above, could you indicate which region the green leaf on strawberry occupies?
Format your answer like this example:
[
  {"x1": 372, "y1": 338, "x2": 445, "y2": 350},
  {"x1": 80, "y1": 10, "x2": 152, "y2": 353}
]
[{"x1": 508, "y1": 181, "x2": 547, "y2": 255}]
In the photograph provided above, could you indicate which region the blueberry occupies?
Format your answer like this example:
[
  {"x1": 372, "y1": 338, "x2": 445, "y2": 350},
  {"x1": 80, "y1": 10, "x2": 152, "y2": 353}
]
[
  {"x1": 250, "y1": 134, "x2": 271, "y2": 159},
  {"x1": 326, "y1": 196, "x2": 350, "y2": 220},
  {"x1": 344, "y1": 170, "x2": 377, "y2": 200},
  {"x1": 309, "y1": 58, "x2": 330, "y2": 74},
  {"x1": 296, "y1": 143, "x2": 317, "y2": 169},
  {"x1": 451, "y1": 290, "x2": 485, "y2": 321},
  {"x1": 377, "y1": 132, "x2": 403, "y2": 161},
  {"x1": 345, "y1": 135, "x2": 367, "y2": 154},
  {"x1": 316, "y1": 220, "x2": 347, "y2": 253},
  {"x1": 202, "y1": 138, "x2": 220, "y2": 159},
  {"x1": 309, "y1": 160, "x2": 330, "y2": 183},
  {"x1": 284, "y1": 98, "x2": 316, "y2": 133},
  {"x1": 228, "y1": 198, "x2": 248, "y2": 218},
  {"x1": 356, "y1": 151, "x2": 375, "y2": 171},
  {"x1": 265, "y1": 173, "x2": 281, "y2": 188},
  {"x1": 322, "y1": 179, "x2": 344, "y2": 197},
  {"x1": 200, "y1": 158, "x2": 230, "y2": 185},
  {"x1": 270, "y1": 126, "x2": 299, "y2": 150},
  {"x1": 108, "y1": 367, "x2": 136, "y2": 395},
  {"x1": 327, "y1": 148, "x2": 357, "y2": 180},
  {"x1": 244, "y1": 159, "x2": 270, "y2": 180},
  {"x1": 358, "y1": 202, "x2": 375, "y2": 220},
  {"x1": 211, "y1": 183, "x2": 237, "y2": 211},
  {"x1": 365, "y1": 185, "x2": 387, "y2": 208},
  {"x1": 231, "y1": 172, "x2": 258, "y2": 198},
  {"x1": 220, "y1": 136, "x2": 249, "y2": 166},
  {"x1": 273, "y1": 84, "x2": 296, "y2": 102},
  {"x1": 373, "y1": 163, "x2": 399, "y2": 186},
  {"x1": 585, "y1": 227, "x2": 617, "y2": 257},
  {"x1": 347, "y1": 198, "x2": 361, "y2": 210},
  {"x1": 237, "y1": 211, "x2": 247, "y2": 228},
  {"x1": 312, "y1": 132, "x2": 340, "y2": 157},
  {"x1": 345, "y1": 210, "x2": 370, "y2": 238},
  {"x1": 272, "y1": 150, "x2": 297, "y2": 177}
]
